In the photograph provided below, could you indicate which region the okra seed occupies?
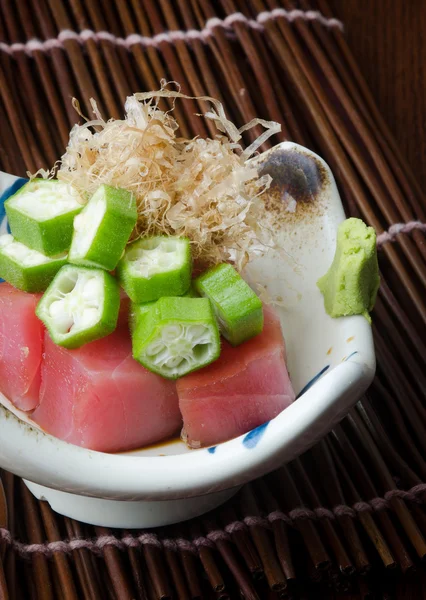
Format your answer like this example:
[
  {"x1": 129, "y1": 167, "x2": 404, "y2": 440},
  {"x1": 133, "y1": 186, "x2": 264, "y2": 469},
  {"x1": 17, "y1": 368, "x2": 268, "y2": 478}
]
[
  {"x1": 165, "y1": 356, "x2": 184, "y2": 369},
  {"x1": 53, "y1": 313, "x2": 74, "y2": 334},
  {"x1": 161, "y1": 324, "x2": 183, "y2": 342},
  {"x1": 187, "y1": 324, "x2": 208, "y2": 340},
  {"x1": 83, "y1": 277, "x2": 102, "y2": 300},
  {"x1": 146, "y1": 342, "x2": 166, "y2": 357},
  {"x1": 49, "y1": 300, "x2": 63, "y2": 318}
]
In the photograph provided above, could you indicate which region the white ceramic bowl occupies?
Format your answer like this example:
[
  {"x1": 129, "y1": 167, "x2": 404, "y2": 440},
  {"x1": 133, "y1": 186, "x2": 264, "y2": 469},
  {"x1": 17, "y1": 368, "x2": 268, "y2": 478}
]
[{"x1": 0, "y1": 142, "x2": 375, "y2": 528}]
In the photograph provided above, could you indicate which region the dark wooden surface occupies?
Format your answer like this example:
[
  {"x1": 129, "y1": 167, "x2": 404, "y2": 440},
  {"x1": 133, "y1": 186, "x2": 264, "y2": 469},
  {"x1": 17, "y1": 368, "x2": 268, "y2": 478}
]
[
  {"x1": 329, "y1": 0, "x2": 426, "y2": 189},
  {"x1": 312, "y1": 3, "x2": 426, "y2": 598}
]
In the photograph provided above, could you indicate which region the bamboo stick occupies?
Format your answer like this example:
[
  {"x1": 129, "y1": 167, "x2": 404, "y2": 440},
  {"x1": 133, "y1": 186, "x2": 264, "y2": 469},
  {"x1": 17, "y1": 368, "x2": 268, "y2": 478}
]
[
  {"x1": 189, "y1": 521, "x2": 226, "y2": 594},
  {"x1": 253, "y1": 478, "x2": 296, "y2": 582},
  {"x1": 289, "y1": 459, "x2": 354, "y2": 575},
  {"x1": 331, "y1": 423, "x2": 414, "y2": 573},
  {"x1": 316, "y1": 0, "x2": 426, "y2": 221},
  {"x1": 348, "y1": 410, "x2": 426, "y2": 560},
  {"x1": 158, "y1": 0, "x2": 218, "y2": 137},
  {"x1": 190, "y1": 0, "x2": 265, "y2": 142},
  {"x1": 239, "y1": 484, "x2": 287, "y2": 592},
  {"x1": 39, "y1": 503, "x2": 79, "y2": 600},
  {"x1": 161, "y1": 537, "x2": 189, "y2": 600},
  {"x1": 219, "y1": 504, "x2": 263, "y2": 577},
  {"x1": 1, "y1": 474, "x2": 15, "y2": 600},
  {"x1": 202, "y1": 516, "x2": 260, "y2": 600},
  {"x1": 64, "y1": 518, "x2": 103, "y2": 600},
  {"x1": 326, "y1": 439, "x2": 396, "y2": 569},
  {"x1": 13, "y1": 0, "x2": 70, "y2": 148},
  {"x1": 42, "y1": 0, "x2": 101, "y2": 116},
  {"x1": 26, "y1": 0, "x2": 79, "y2": 125},
  {"x1": 0, "y1": 0, "x2": 59, "y2": 165},
  {"x1": 308, "y1": 442, "x2": 370, "y2": 573},
  {"x1": 93, "y1": 527, "x2": 135, "y2": 600},
  {"x1": 20, "y1": 482, "x2": 54, "y2": 600},
  {"x1": 0, "y1": 479, "x2": 7, "y2": 563},
  {"x1": 140, "y1": 538, "x2": 173, "y2": 600},
  {"x1": 69, "y1": 0, "x2": 131, "y2": 103},
  {"x1": 270, "y1": 466, "x2": 331, "y2": 571},
  {"x1": 126, "y1": 544, "x2": 149, "y2": 600}
]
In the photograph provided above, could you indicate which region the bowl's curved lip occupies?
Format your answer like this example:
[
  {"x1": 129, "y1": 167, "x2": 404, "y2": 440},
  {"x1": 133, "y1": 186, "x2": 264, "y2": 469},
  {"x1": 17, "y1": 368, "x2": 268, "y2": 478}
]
[
  {"x1": 0, "y1": 358, "x2": 374, "y2": 500},
  {"x1": 0, "y1": 142, "x2": 376, "y2": 500}
]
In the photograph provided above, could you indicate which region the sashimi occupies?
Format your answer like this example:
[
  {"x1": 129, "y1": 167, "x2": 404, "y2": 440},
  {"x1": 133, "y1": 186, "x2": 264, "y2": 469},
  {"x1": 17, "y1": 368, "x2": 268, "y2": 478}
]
[
  {"x1": 0, "y1": 282, "x2": 43, "y2": 411},
  {"x1": 32, "y1": 324, "x2": 181, "y2": 453},
  {"x1": 177, "y1": 306, "x2": 295, "y2": 448}
]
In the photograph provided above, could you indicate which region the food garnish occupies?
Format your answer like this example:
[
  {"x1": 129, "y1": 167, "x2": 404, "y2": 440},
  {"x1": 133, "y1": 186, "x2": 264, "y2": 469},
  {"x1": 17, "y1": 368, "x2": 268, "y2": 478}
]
[
  {"x1": 5, "y1": 179, "x2": 83, "y2": 256},
  {"x1": 195, "y1": 263, "x2": 264, "y2": 346},
  {"x1": 69, "y1": 184, "x2": 137, "y2": 271},
  {"x1": 117, "y1": 235, "x2": 191, "y2": 303},
  {"x1": 132, "y1": 296, "x2": 221, "y2": 380},
  {"x1": 36, "y1": 265, "x2": 120, "y2": 348},
  {"x1": 0, "y1": 234, "x2": 67, "y2": 292},
  {"x1": 317, "y1": 217, "x2": 380, "y2": 322},
  {"x1": 56, "y1": 84, "x2": 280, "y2": 272}
]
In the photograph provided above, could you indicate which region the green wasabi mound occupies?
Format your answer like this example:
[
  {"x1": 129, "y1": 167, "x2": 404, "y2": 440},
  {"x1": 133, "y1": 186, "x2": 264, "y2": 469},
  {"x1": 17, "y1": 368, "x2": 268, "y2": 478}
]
[{"x1": 317, "y1": 218, "x2": 380, "y2": 323}]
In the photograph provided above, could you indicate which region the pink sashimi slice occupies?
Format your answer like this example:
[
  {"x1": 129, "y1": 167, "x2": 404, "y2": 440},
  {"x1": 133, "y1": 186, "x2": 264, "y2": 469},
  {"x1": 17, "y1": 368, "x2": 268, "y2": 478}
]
[
  {"x1": 177, "y1": 306, "x2": 295, "y2": 448},
  {"x1": 32, "y1": 325, "x2": 181, "y2": 453},
  {"x1": 0, "y1": 283, "x2": 43, "y2": 411}
]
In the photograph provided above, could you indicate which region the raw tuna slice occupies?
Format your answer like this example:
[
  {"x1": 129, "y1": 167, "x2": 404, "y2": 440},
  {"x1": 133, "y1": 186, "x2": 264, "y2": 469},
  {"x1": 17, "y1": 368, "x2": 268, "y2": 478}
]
[
  {"x1": 32, "y1": 325, "x2": 181, "y2": 453},
  {"x1": 0, "y1": 282, "x2": 43, "y2": 411},
  {"x1": 177, "y1": 306, "x2": 295, "y2": 448}
]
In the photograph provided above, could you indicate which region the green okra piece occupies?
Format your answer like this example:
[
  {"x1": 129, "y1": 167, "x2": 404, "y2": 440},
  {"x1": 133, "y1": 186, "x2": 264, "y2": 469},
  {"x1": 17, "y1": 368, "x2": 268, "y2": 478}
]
[
  {"x1": 36, "y1": 264, "x2": 120, "y2": 349},
  {"x1": 129, "y1": 285, "x2": 199, "y2": 333},
  {"x1": 0, "y1": 234, "x2": 67, "y2": 292},
  {"x1": 69, "y1": 184, "x2": 137, "y2": 271},
  {"x1": 132, "y1": 296, "x2": 220, "y2": 380},
  {"x1": 129, "y1": 300, "x2": 156, "y2": 334},
  {"x1": 5, "y1": 179, "x2": 84, "y2": 256},
  {"x1": 194, "y1": 263, "x2": 263, "y2": 346},
  {"x1": 116, "y1": 236, "x2": 191, "y2": 303}
]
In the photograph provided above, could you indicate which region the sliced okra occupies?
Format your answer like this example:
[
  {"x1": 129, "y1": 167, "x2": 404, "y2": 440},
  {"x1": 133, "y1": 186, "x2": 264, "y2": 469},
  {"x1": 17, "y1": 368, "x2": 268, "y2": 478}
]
[
  {"x1": 36, "y1": 265, "x2": 120, "y2": 349},
  {"x1": 69, "y1": 184, "x2": 137, "y2": 271},
  {"x1": 117, "y1": 236, "x2": 191, "y2": 303},
  {"x1": 129, "y1": 285, "x2": 199, "y2": 334},
  {"x1": 132, "y1": 296, "x2": 220, "y2": 379},
  {"x1": 5, "y1": 179, "x2": 84, "y2": 256},
  {"x1": 0, "y1": 234, "x2": 67, "y2": 292},
  {"x1": 194, "y1": 263, "x2": 263, "y2": 346}
]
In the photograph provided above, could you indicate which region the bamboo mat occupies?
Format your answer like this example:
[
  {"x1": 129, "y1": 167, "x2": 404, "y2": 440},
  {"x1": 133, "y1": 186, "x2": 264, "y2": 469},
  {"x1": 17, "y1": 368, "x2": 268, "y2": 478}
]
[{"x1": 1, "y1": 1, "x2": 426, "y2": 598}]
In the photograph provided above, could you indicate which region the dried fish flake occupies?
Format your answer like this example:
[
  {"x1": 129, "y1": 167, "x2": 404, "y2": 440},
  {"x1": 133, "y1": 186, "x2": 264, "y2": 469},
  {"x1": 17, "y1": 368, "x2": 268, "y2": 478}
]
[{"x1": 53, "y1": 84, "x2": 282, "y2": 270}]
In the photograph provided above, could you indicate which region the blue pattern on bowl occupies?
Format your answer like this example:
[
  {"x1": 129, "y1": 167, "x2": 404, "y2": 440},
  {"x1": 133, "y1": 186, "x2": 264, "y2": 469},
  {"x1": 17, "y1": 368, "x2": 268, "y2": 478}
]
[
  {"x1": 0, "y1": 178, "x2": 27, "y2": 218},
  {"x1": 242, "y1": 421, "x2": 270, "y2": 449},
  {"x1": 296, "y1": 364, "x2": 330, "y2": 399},
  {"x1": 0, "y1": 178, "x2": 28, "y2": 281}
]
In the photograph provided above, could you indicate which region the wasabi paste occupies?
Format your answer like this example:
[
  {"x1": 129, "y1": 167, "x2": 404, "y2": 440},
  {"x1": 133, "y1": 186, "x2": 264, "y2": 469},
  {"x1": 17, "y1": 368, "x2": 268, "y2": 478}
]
[{"x1": 317, "y1": 218, "x2": 380, "y2": 323}]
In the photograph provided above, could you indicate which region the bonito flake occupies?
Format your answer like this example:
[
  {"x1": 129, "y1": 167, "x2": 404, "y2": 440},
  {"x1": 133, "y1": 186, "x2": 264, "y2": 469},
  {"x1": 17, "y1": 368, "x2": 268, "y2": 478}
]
[{"x1": 55, "y1": 84, "x2": 281, "y2": 271}]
